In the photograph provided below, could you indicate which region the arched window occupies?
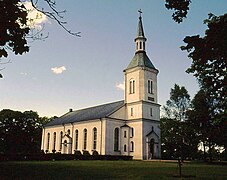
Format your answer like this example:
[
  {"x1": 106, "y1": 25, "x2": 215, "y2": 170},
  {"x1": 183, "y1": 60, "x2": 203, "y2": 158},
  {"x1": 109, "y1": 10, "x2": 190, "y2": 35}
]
[
  {"x1": 46, "y1": 133, "x2": 50, "y2": 151},
  {"x1": 139, "y1": 42, "x2": 142, "y2": 49},
  {"x1": 150, "y1": 108, "x2": 153, "y2": 116},
  {"x1": 53, "y1": 132, "x2": 56, "y2": 151},
  {"x1": 75, "y1": 130, "x2": 79, "y2": 150},
  {"x1": 93, "y1": 127, "x2": 97, "y2": 150},
  {"x1": 130, "y1": 108, "x2": 133, "y2": 116},
  {"x1": 131, "y1": 128, "x2": 134, "y2": 137},
  {"x1": 114, "y1": 128, "x2": 119, "y2": 151},
  {"x1": 83, "y1": 129, "x2": 87, "y2": 150},
  {"x1": 148, "y1": 80, "x2": 153, "y2": 94},
  {"x1": 67, "y1": 129, "x2": 70, "y2": 135},
  {"x1": 130, "y1": 141, "x2": 134, "y2": 152},
  {"x1": 129, "y1": 79, "x2": 135, "y2": 94},
  {"x1": 124, "y1": 144, "x2": 127, "y2": 152},
  {"x1": 60, "y1": 131, "x2": 63, "y2": 150},
  {"x1": 143, "y1": 42, "x2": 145, "y2": 50},
  {"x1": 124, "y1": 130, "x2": 127, "y2": 138}
]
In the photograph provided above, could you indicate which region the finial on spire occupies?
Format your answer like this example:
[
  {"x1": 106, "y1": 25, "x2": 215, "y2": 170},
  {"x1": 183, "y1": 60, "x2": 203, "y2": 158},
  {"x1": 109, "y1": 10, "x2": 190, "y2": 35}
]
[{"x1": 138, "y1": 9, "x2": 142, "y2": 18}]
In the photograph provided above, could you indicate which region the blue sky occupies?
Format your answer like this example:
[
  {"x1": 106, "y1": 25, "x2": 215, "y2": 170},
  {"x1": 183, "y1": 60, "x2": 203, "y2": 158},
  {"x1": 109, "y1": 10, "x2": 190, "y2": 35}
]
[{"x1": 1, "y1": 0, "x2": 227, "y2": 117}]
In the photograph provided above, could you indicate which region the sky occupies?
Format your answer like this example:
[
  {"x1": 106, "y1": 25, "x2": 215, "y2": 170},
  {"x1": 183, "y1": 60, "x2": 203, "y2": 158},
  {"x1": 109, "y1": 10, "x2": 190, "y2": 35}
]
[{"x1": 1, "y1": 0, "x2": 227, "y2": 117}]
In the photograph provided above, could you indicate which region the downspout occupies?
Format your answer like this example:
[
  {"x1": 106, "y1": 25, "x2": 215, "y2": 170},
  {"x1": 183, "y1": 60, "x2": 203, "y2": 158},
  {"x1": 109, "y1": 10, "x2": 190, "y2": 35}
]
[
  {"x1": 71, "y1": 123, "x2": 74, "y2": 154},
  {"x1": 63, "y1": 124, "x2": 65, "y2": 134},
  {"x1": 42, "y1": 127, "x2": 45, "y2": 151},
  {"x1": 100, "y1": 118, "x2": 102, "y2": 155}
]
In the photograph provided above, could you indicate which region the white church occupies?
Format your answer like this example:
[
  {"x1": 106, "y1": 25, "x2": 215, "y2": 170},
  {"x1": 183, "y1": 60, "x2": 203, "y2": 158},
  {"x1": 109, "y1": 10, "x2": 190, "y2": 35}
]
[{"x1": 41, "y1": 13, "x2": 161, "y2": 160}]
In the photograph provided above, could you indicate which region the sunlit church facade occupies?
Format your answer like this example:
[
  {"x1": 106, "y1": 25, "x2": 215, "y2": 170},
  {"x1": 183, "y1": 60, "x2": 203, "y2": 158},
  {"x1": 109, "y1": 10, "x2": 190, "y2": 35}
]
[{"x1": 41, "y1": 13, "x2": 161, "y2": 160}]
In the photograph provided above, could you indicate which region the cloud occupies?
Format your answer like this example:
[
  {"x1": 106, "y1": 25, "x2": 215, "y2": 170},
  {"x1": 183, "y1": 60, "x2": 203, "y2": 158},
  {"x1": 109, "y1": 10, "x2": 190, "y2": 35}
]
[
  {"x1": 20, "y1": 72, "x2": 28, "y2": 76},
  {"x1": 116, "y1": 82, "x2": 125, "y2": 91},
  {"x1": 51, "y1": 66, "x2": 66, "y2": 74},
  {"x1": 23, "y1": 1, "x2": 48, "y2": 29}
]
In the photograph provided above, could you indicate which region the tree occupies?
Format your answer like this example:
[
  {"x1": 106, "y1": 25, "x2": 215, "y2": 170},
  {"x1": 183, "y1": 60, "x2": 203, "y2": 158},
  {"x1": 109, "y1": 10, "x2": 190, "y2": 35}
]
[
  {"x1": 188, "y1": 90, "x2": 226, "y2": 161},
  {"x1": 181, "y1": 14, "x2": 227, "y2": 158},
  {"x1": 165, "y1": 0, "x2": 227, "y2": 159},
  {"x1": 0, "y1": 0, "x2": 80, "y2": 58},
  {"x1": 0, "y1": 0, "x2": 80, "y2": 78},
  {"x1": 0, "y1": 0, "x2": 29, "y2": 58},
  {"x1": 163, "y1": 84, "x2": 191, "y2": 121},
  {"x1": 161, "y1": 84, "x2": 198, "y2": 160},
  {"x1": 161, "y1": 117, "x2": 199, "y2": 160},
  {"x1": 165, "y1": 0, "x2": 191, "y2": 23},
  {"x1": 0, "y1": 109, "x2": 51, "y2": 155},
  {"x1": 181, "y1": 14, "x2": 227, "y2": 118}
]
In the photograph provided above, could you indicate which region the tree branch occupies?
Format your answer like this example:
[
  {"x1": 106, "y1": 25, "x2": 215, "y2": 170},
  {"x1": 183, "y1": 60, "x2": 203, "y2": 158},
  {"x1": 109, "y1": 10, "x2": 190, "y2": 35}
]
[{"x1": 30, "y1": 0, "x2": 81, "y2": 37}]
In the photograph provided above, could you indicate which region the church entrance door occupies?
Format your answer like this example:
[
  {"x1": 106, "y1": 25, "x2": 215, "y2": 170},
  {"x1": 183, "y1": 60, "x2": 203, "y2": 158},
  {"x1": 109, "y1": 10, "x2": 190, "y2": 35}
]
[
  {"x1": 63, "y1": 140, "x2": 67, "y2": 154},
  {"x1": 149, "y1": 138, "x2": 155, "y2": 159}
]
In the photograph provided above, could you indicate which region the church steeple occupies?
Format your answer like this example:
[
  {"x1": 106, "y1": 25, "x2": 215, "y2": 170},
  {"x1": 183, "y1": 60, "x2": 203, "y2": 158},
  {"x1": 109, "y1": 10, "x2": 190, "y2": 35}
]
[
  {"x1": 135, "y1": 10, "x2": 147, "y2": 53},
  {"x1": 124, "y1": 10, "x2": 159, "y2": 105},
  {"x1": 125, "y1": 10, "x2": 156, "y2": 71}
]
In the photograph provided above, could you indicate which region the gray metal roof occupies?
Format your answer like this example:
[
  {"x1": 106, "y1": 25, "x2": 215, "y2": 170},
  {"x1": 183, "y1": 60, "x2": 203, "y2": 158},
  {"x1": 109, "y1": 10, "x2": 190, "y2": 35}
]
[
  {"x1": 126, "y1": 52, "x2": 156, "y2": 70},
  {"x1": 45, "y1": 100, "x2": 124, "y2": 127},
  {"x1": 137, "y1": 16, "x2": 145, "y2": 37}
]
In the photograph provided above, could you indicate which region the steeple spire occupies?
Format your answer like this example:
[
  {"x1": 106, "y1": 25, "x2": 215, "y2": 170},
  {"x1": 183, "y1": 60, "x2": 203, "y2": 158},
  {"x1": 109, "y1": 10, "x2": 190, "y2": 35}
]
[
  {"x1": 135, "y1": 9, "x2": 147, "y2": 53},
  {"x1": 137, "y1": 9, "x2": 145, "y2": 37},
  {"x1": 125, "y1": 10, "x2": 157, "y2": 71}
]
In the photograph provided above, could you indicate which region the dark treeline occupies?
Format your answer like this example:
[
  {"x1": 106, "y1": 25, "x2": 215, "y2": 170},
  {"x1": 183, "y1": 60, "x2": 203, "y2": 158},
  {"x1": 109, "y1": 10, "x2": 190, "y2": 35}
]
[
  {"x1": 161, "y1": 84, "x2": 226, "y2": 161},
  {"x1": 0, "y1": 109, "x2": 53, "y2": 155}
]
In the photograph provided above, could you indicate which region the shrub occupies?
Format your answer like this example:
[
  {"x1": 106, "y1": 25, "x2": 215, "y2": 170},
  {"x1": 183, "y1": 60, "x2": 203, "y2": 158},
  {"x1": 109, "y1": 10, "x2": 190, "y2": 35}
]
[
  {"x1": 82, "y1": 150, "x2": 90, "y2": 156},
  {"x1": 74, "y1": 150, "x2": 82, "y2": 155},
  {"x1": 92, "y1": 150, "x2": 99, "y2": 156}
]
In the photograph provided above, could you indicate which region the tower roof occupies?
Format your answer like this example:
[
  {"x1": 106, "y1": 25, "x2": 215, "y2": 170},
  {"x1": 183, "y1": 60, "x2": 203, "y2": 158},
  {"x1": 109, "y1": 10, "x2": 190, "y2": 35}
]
[
  {"x1": 137, "y1": 16, "x2": 145, "y2": 37},
  {"x1": 126, "y1": 52, "x2": 156, "y2": 70},
  {"x1": 125, "y1": 11, "x2": 157, "y2": 71}
]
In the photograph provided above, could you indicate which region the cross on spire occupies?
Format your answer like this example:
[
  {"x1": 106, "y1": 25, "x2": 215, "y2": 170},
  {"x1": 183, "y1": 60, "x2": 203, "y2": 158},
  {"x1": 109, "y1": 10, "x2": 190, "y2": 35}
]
[{"x1": 138, "y1": 9, "x2": 142, "y2": 17}]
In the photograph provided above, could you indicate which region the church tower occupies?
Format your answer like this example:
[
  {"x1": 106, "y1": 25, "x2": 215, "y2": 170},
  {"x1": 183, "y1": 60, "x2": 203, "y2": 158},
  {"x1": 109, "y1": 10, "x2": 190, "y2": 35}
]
[
  {"x1": 124, "y1": 11, "x2": 161, "y2": 159},
  {"x1": 124, "y1": 11, "x2": 159, "y2": 119}
]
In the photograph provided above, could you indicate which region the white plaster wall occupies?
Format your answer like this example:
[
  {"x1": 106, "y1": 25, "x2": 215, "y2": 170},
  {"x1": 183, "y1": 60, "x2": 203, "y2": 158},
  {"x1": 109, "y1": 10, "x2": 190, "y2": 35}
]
[
  {"x1": 71, "y1": 120, "x2": 101, "y2": 155},
  {"x1": 120, "y1": 126, "x2": 130, "y2": 156},
  {"x1": 126, "y1": 103, "x2": 143, "y2": 120},
  {"x1": 143, "y1": 69, "x2": 158, "y2": 103},
  {"x1": 43, "y1": 125, "x2": 64, "y2": 153},
  {"x1": 125, "y1": 67, "x2": 158, "y2": 104},
  {"x1": 41, "y1": 128, "x2": 45, "y2": 150},
  {"x1": 142, "y1": 103, "x2": 160, "y2": 121},
  {"x1": 104, "y1": 118, "x2": 125, "y2": 155},
  {"x1": 42, "y1": 119, "x2": 102, "y2": 155},
  {"x1": 104, "y1": 118, "x2": 144, "y2": 159},
  {"x1": 109, "y1": 106, "x2": 126, "y2": 120},
  {"x1": 126, "y1": 121, "x2": 143, "y2": 159},
  {"x1": 142, "y1": 120, "x2": 161, "y2": 159},
  {"x1": 124, "y1": 68, "x2": 141, "y2": 103}
]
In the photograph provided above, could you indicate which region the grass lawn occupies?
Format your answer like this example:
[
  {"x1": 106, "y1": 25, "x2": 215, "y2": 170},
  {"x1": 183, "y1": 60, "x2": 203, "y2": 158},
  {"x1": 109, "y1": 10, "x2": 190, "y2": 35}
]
[{"x1": 0, "y1": 160, "x2": 226, "y2": 179}]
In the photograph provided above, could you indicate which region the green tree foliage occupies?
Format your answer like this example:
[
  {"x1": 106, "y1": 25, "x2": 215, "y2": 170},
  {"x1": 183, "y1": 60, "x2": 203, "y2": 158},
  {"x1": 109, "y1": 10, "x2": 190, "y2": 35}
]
[
  {"x1": 0, "y1": 0, "x2": 80, "y2": 78},
  {"x1": 0, "y1": 109, "x2": 51, "y2": 155},
  {"x1": 165, "y1": 0, "x2": 191, "y2": 23},
  {"x1": 0, "y1": 0, "x2": 30, "y2": 58},
  {"x1": 161, "y1": 84, "x2": 198, "y2": 160},
  {"x1": 163, "y1": 84, "x2": 190, "y2": 121},
  {"x1": 181, "y1": 14, "x2": 227, "y2": 159},
  {"x1": 181, "y1": 14, "x2": 227, "y2": 120},
  {"x1": 161, "y1": 118, "x2": 198, "y2": 160},
  {"x1": 188, "y1": 90, "x2": 226, "y2": 160}
]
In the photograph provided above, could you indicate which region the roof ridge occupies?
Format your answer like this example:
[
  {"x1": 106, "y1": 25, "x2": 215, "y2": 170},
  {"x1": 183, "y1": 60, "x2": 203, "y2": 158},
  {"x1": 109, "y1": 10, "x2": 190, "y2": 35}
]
[
  {"x1": 45, "y1": 100, "x2": 125, "y2": 127},
  {"x1": 71, "y1": 100, "x2": 124, "y2": 113},
  {"x1": 106, "y1": 102, "x2": 125, "y2": 117}
]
